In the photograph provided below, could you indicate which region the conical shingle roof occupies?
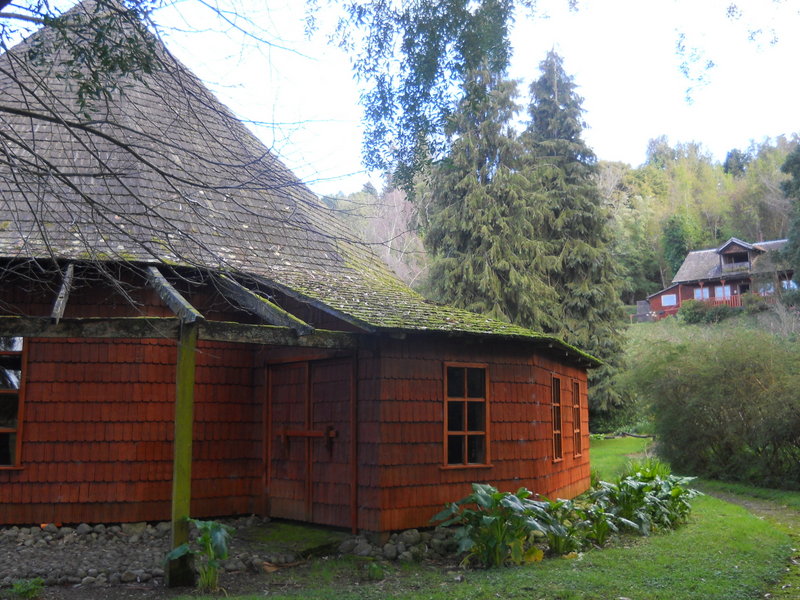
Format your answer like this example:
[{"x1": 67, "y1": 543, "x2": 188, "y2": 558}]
[{"x1": 0, "y1": 2, "x2": 598, "y2": 363}]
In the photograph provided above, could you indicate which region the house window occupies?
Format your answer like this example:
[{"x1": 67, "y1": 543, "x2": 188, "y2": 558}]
[
  {"x1": 572, "y1": 381, "x2": 582, "y2": 457},
  {"x1": 693, "y1": 287, "x2": 710, "y2": 300},
  {"x1": 0, "y1": 337, "x2": 24, "y2": 467},
  {"x1": 714, "y1": 285, "x2": 731, "y2": 299},
  {"x1": 445, "y1": 365, "x2": 488, "y2": 465},
  {"x1": 782, "y1": 279, "x2": 798, "y2": 290},
  {"x1": 552, "y1": 376, "x2": 563, "y2": 461},
  {"x1": 661, "y1": 294, "x2": 677, "y2": 307}
]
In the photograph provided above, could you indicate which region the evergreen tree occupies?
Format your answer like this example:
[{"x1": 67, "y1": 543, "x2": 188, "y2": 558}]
[
  {"x1": 523, "y1": 51, "x2": 627, "y2": 415},
  {"x1": 423, "y1": 67, "x2": 559, "y2": 331}
]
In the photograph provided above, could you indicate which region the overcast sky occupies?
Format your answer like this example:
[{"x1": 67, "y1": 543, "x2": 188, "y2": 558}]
[{"x1": 156, "y1": 0, "x2": 800, "y2": 196}]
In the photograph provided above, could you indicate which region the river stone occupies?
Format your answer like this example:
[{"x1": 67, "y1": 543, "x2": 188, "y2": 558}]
[
  {"x1": 382, "y1": 542, "x2": 398, "y2": 560},
  {"x1": 399, "y1": 529, "x2": 421, "y2": 546},
  {"x1": 353, "y1": 540, "x2": 374, "y2": 557}
]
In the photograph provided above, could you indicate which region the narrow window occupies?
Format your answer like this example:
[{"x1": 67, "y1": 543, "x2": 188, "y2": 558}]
[
  {"x1": 573, "y1": 381, "x2": 582, "y2": 457},
  {"x1": 445, "y1": 365, "x2": 488, "y2": 465},
  {"x1": 0, "y1": 337, "x2": 24, "y2": 467},
  {"x1": 552, "y1": 376, "x2": 562, "y2": 461}
]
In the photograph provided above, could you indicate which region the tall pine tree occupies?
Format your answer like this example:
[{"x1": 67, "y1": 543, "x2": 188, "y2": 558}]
[
  {"x1": 423, "y1": 67, "x2": 559, "y2": 331},
  {"x1": 523, "y1": 51, "x2": 627, "y2": 415}
]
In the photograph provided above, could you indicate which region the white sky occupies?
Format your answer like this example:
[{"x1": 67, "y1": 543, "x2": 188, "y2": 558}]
[{"x1": 154, "y1": 0, "x2": 800, "y2": 196}]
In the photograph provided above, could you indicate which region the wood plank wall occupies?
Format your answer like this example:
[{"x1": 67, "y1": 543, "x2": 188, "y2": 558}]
[
  {"x1": 0, "y1": 338, "x2": 261, "y2": 525},
  {"x1": 369, "y1": 337, "x2": 590, "y2": 532}
]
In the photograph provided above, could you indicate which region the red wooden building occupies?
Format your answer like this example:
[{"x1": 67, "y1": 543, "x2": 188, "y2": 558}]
[
  {"x1": 647, "y1": 238, "x2": 795, "y2": 319},
  {"x1": 0, "y1": 3, "x2": 598, "y2": 535}
]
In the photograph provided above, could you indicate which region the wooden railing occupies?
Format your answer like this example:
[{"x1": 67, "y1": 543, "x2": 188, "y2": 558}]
[{"x1": 703, "y1": 295, "x2": 742, "y2": 308}]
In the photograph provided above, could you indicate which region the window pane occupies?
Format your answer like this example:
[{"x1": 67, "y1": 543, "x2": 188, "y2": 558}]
[
  {"x1": 447, "y1": 435, "x2": 464, "y2": 464},
  {"x1": 0, "y1": 338, "x2": 22, "y2": 352},
  {"x1": 467, "y1": 401, "x2": 485, "y2": 431},
  {"x1": 467, "y1": 436, "x2": 485, "y2": 464},
  {"x1": 447, "y1": 367, "x2": 465, "y2": 398},
  {"x1": 466, "y1": 368, "x2": 485, "y2": 398},
  {"x1": 447, "y1": 401, "x2": 464, "y2": 432},
  {"x1": 0, "y1": 432, "x2": 15, "y2": 466},
  {"x1": 0, "y1": 397, "x2": 18, "y2": 428},
  {"x1": 0, "y1": 369, "x2": 20, "y2": 390},
  {"x1": 661, "y1": 294, "x2": 677, "y2": 307}
]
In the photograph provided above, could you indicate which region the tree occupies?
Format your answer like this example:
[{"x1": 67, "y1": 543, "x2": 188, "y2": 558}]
[
  {"x1": 421, "y1": 66, "x2": 558, "y2": 330},
  {"x1": 522, "y1": 51, "x2": 626, "y2": 414},
  {"x1": 781, "y1": 145, "x2": 800, "y2": 277},
  {"x1": 723, "y1": 148, "x2": 750, "y2": 178},
  {"x1": 308, "y1": 0, "x2": 536, "y2": 188}
]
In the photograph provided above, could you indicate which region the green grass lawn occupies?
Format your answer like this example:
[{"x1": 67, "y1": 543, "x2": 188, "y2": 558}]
[
  {"x1": 589, "y1": 435, "x2": 652, "y2": 480},
  {"x1": 180, "y1": 437, "x2": 792, "y2": 600}
]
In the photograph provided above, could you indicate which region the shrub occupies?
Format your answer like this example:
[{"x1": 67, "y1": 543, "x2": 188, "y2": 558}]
[
  {"x1": 10, "y1": 578, "x2": 44, "y2": 599},
  {"x1": 431, "y1": 484, "x2": 545, "y2": 567},
  {"x1": 678, "y1": 299, "x2": 742, "y2": 323},
  {"x1": 626, "y1": 328, "x2": 800, "y2": 487},
  {"x1": 677, "y1": 299, "x2": 710, "y2": 323},
  {"x1": 742, "y1": 292, "x2": 771, "y2": 313}
]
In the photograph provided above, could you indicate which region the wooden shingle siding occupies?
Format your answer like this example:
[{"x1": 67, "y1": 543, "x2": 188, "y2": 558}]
[
  {"x1": 0, "y1": 338, "x2": 261, "y2": 525},
  {"x1": 370, "y1": 337, "x2": 590, "y2": 532}
]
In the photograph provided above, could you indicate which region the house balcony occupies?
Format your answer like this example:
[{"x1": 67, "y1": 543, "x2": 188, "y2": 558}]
[{"x1": 721, "y1": 262, "x2": 750, "y2": 274}]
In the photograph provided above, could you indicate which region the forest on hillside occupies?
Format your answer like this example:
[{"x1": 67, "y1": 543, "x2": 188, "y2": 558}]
[{"x1": 328, "y1": 133, "x2": 799, "y2": 306}]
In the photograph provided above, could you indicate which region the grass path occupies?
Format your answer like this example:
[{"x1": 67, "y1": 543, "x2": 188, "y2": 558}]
[{"x1": 697, "y1": 482, "x2": 800, "y2": 599}]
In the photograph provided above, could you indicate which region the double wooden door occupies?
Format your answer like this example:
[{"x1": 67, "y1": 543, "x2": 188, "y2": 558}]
[{"x1": 267, "y1": 358, "x2": 352, "y2": 527}]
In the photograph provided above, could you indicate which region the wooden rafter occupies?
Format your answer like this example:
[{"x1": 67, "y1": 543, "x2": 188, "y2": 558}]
[
  {"x1": 215, "y1": 274, "x2": 314, "y2": 336},
  {"x1": 50, "y1": 263, "x2": 74, "y2": 324},
  {"x1": 145, "y1": 266, "x2": 203, "y2": 324}
]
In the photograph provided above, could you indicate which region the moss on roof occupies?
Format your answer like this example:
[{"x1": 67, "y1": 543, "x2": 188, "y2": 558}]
[{"x1": 0, "y1": 5, "x2": 598, "y2": 367}]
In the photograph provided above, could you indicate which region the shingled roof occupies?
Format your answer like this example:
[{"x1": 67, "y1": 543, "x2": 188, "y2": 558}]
[
  {"x1": 671, "y1": 238, "x2": 789, "y2": 284},
  {"x1": 0, "y1": 2, "x2": 598, "y2": 364}
]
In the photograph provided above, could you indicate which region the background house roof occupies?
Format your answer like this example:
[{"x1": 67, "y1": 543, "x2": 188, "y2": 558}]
[
  {"x1": 671, "y1": 238, "x2": 789, "y2": 284},
  {"x1": 0, "y1": 3, "x2": 598, "y2": 364}
]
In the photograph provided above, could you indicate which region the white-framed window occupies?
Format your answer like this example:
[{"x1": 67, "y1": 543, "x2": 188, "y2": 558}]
[
  {"x1": 714, "y1": 285, "x2": 731, "y2": 299},
  {"x1": 693, "y1": 287, "x2": 710, "y2": 300},
  {"x1": 782, "y1": 279, "x2": 798, "y2": 290},
  {"x1": 661, "y1": 294, "x2": 677, "y2": 307}
]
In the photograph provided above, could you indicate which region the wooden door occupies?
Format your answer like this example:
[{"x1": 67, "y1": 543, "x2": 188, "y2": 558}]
[{"x1": 268, "y1": 358, "x2": 352, "y2": 527}]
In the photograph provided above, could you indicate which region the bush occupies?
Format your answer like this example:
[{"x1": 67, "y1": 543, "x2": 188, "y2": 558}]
[
  {"x1": 678, "y1": 299, "x2": 742, "y2": 324},
  {"x1": 742, "y1": 292, "x2": 771, "y2": 314},
  {"x1": 626, "y1": 328, "x2": 800, "y2": 488}
]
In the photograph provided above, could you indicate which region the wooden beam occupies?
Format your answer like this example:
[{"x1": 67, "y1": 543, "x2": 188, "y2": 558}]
[
  {"x1": 199, "y1": 321, "x2": 357, "y2": 349},
  {"x1": 167, "y1": 321, "x2": 198, "y2": 587},
  {"x1": 50, "y1": 263, "x2": 74, "y2": 324},
  {"x1": 215, "y1": 274, "x2": 314, "y2": 336},
  {"x1": 0, "y1": 317, "x2": 357, "y2": 349},
  {"x1": 145, "y1": 266, "x2": 204, "y2": 324},
  {"x1": 0, "y1": 316, "x2": 181, "y2": 339}
]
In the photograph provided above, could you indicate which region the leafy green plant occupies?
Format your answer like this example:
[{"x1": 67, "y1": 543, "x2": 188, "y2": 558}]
[
  {"x1": 165, "y1": 518, "x2": 235, "y2": 592},
  {"x1": 528, "y1": 498, "x2": 585, "y2": 556},
  {"x1": 10, "y1": 578, "x2": 44, "y2": 599},
  {"x1": 582, "y1": 502, "x2": 618, "y2": 547},
  {"x1": 591, "y1": 460, "x2": 701, "y2": 536},
  {"x1": 431, "y1": 483, "x2": 545, "y2": 568}
]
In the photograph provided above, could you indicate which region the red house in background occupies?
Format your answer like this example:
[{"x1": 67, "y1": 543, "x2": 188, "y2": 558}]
[
  {"x1": 0, "y1": 4, "x2": 598, "y2": 535},
  {"x1": 647, "y1": 238, "x2": 796, "y2": 320}
]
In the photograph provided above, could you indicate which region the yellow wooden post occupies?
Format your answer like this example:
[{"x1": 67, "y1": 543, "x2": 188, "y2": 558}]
[{"x1": 167, "y1": 320, "x2": 199, "y2": 587}]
